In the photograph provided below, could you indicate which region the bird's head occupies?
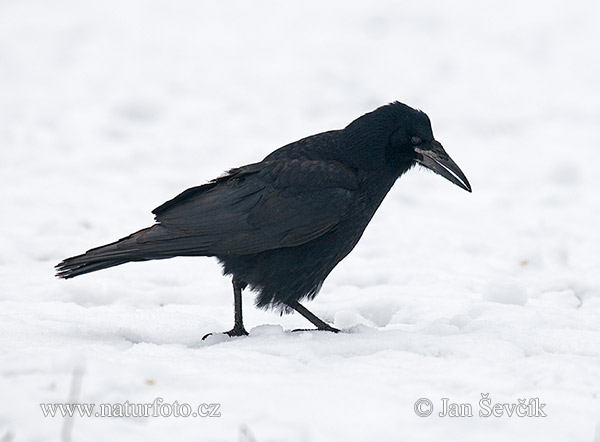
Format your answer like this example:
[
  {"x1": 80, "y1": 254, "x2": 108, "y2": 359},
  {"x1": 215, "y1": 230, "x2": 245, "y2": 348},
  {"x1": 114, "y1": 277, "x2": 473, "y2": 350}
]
[{"x1": 343, "y1": 101, "x2": 471, "y2": 192}]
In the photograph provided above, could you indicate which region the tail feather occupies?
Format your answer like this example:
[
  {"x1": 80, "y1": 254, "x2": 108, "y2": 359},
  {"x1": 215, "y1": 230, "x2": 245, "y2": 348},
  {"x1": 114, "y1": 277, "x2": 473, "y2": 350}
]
[{"x1": 55, "y1": 224, "x2": 196, "y2": 279}]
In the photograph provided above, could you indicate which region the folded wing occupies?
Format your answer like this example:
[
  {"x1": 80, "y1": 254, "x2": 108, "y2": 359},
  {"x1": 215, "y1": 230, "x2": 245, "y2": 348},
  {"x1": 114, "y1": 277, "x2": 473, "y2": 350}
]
[{"x1": 150, "y1": 159, "x2": 358, "y2": 256}]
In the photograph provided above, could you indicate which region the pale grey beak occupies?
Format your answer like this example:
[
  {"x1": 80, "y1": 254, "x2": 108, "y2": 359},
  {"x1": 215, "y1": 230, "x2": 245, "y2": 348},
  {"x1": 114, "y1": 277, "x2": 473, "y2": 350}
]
[{"x1": 415, "y1": 141, "x2": 472, "y2": 192}]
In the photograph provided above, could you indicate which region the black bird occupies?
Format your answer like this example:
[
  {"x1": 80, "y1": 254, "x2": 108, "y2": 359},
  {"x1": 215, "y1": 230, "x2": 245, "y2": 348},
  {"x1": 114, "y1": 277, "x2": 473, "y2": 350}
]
[{"x1": 56, "y1": 102, "x2": 471, "y2": 338}]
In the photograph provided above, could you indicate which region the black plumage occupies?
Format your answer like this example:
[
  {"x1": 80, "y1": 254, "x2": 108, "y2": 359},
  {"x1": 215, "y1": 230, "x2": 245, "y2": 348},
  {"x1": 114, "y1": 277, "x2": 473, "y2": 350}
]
[{"x1": 56, "y1": 101, "x2": 471, "y2": 337}]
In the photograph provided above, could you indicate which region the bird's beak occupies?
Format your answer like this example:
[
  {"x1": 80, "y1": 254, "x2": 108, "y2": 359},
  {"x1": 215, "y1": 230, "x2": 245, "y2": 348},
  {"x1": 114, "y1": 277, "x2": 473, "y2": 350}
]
[{"x1": 414, "y1": 141, "x2": 472, "y2": 192}]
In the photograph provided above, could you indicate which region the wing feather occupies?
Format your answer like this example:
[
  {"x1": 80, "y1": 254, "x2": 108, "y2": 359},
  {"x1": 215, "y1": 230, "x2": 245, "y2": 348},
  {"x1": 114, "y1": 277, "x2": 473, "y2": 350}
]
[{"x1": 150, "y1": 159, "x2": 357, "y2": 255}]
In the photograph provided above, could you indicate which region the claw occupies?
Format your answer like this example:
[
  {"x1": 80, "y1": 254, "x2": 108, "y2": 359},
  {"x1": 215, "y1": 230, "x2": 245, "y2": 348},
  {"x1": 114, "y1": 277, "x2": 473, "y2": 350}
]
[{"x1": 202, "y1": 326, "x2": 248, "y2": 341}]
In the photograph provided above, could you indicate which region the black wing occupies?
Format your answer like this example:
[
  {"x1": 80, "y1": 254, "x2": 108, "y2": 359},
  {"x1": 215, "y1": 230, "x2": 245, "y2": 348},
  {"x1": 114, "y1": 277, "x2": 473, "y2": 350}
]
[{"x1": 150, "y1": 159, "x2": 358, "y2": 255}]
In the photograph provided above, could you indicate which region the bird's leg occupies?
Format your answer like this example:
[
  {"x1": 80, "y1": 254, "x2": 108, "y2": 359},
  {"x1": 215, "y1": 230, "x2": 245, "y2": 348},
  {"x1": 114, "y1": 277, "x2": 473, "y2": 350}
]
[
  {"x1": 285, "y1": 300, "x2": 339, "y2": 333},
  {"x1": 226, "y1": 277, "x2": 249, "y2": 337},
  {"x1": 202, "y1": 277, "x2": 248, "y2": 340}
]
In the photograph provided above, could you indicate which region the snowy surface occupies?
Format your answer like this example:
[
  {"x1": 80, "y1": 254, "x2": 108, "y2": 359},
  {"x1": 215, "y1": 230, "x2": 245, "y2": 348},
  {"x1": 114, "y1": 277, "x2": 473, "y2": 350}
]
[{"x1": 1, "y1": 0, "x2": 600, "y2": 441}]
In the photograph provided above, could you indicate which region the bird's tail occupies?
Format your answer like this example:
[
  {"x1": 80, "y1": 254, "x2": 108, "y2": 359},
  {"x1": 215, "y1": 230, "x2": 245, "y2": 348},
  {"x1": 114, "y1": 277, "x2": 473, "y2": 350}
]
[{"x1": 55, "y1": 224, "x2": 187, "y2": 279}]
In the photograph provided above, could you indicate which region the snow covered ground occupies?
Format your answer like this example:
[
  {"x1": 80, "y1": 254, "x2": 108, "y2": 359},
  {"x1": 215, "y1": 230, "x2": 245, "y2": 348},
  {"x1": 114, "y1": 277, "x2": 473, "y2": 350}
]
[{"x1": 1, "y1": 0, "x2": 599, "y2": 440}]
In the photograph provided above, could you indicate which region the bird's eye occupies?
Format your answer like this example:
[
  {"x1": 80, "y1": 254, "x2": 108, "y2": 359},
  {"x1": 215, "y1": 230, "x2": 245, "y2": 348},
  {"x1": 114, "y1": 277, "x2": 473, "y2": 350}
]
[{"x1": 411, "y1": 136, "x2": 421, "y2": 145}]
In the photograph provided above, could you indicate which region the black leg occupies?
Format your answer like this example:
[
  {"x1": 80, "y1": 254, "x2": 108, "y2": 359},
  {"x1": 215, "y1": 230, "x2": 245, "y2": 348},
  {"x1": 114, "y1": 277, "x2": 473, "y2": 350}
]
[
  {"x1": 202, "y1": 277, "x2": 248, "y2": 340},
  {"x1": 226, "y1": 277, "x2": 248, "y2": 337},
  {"x1": 285, "y1": 300, "x2": 339, "y2": 333}
]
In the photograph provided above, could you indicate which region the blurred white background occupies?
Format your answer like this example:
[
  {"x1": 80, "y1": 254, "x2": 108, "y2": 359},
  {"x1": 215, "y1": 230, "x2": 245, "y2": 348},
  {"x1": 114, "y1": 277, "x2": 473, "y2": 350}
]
[{"x1": 1, "y1": 0, "x2": 599, "y2": 441}]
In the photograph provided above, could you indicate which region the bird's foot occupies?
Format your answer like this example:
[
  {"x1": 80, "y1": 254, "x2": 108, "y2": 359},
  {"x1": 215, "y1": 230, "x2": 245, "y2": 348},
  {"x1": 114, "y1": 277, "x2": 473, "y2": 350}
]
[
  {"x1": 292, "y1": 325, "x2": 340, "y2": 333},
  {"x1": 226, "y1": 326, "x2": 249, "y2": 337},
  {"x1": 202, "y1": 325, "x2": 249, "y2": 341}
]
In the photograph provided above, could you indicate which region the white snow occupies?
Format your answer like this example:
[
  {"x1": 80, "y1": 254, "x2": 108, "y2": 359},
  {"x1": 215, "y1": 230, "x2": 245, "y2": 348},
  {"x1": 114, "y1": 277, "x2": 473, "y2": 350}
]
[{"x1": 1, "y1": 0, "x2": 599, "y2": 441}]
